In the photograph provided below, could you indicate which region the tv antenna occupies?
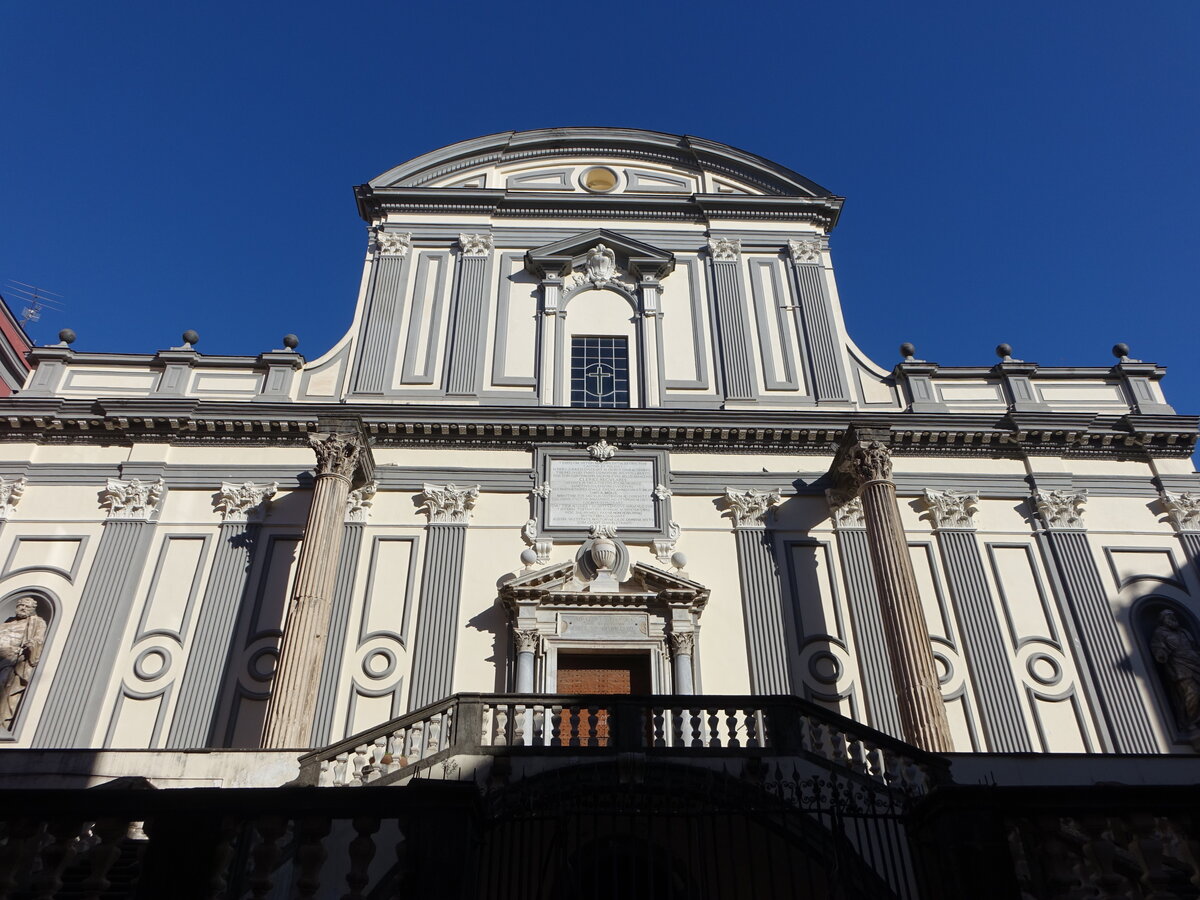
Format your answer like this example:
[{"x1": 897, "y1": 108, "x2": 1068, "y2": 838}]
[{"x1": 4, "y1": 281, "x2": 65, "y2": 327}]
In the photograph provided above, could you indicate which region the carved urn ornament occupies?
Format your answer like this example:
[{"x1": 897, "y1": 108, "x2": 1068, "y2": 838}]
[{"x1": 589, "y1": 525, "x2": 619, "y2": 575}]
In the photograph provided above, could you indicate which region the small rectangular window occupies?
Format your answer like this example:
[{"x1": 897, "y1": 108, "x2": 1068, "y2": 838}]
[{"x1": 570, "y1": 337, "x2": 629, "y2": 408}]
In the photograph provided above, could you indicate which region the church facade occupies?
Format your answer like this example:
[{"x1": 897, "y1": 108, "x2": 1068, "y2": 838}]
[{"x1": 1, "y1": 128, "x2": 1198, "y2": 897}]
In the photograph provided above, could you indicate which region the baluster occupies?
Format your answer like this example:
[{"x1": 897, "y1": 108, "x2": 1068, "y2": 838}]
[
  {"x1": 829, "y1": 729, "x2": 848, "y2": 766},
  {"x1": 550, "y1": 705, "x2": 563, "y2": 746},
  {"x1": 569, "y1": 706, "x2": 581, "y2": 746},
  {"x1": 442, "y1": 706, "x2": 454, "y2": 751},
  {"x1": 292, "y1": 814, "x2": 332, "y2": 900},
  {"x1": 882, "y1": 749, "x2": 902, "y2": 787},
  {"x1": 332, "y1": 753, "x2": 348, "y2": 786},
  {"x1": 670, "y1": 707, "x2": 684, "y2": 747},
  {"x1": 481, "y1": 706, "x2": 494, "y2": 746},
  {"x1": 689, "y1": 707, "x2": 702, "y2": 747},
  {"x1": 493, "y1": 704, "x2": 509, "y2": 746},
  {"x1": 80, "y1": 817, "x2": 130, "y2": 900},
  {"x1": 247, "y1": 815, "x2": 289, "y2": 900},
  {"x1": 745, "y1": 709, "x2": 761, "y2": 748},
  {"x1": 344, "y1": 816, "x2": 381, "y2": 900},
  {"x1": 707, "y1": 708, "x2": 720, "y2": 746},
  {"x1": 863, "y1": 742, "x2": 884, "y2": 782},
  {"x1": 350, "y1": 744, "x2": 369, "y2": 785},
  {"x1": 367, "y1": 737, "x2": 387, "y2": 781},
  {"x1": 30, "y1": 819, "x2": 83, "y2": 900},
  {"x1": 532, "y1": 704, "x2": 545, "y2": 746},
  {"x1": 808, "y1": 719, "x2": 828, "y2": 759},
  {"x1": 513, "y1": 703, "x2": 527, "y2": 746},
  {"x1": 848, "y1": 740, "x2": 868, "y2": 775},
  {"x1": 724, "y1": 708, "x2": 741, "y2": 747},
  {"x1": 406, "y1": 722, "x2": 423, "y2": 760},
  {"x1": 587, "y1": 705, "x2": 600, "y2": 747},
  {"x1": 425, "y1": 713, "x2": 442, "y2": 754},
  {"x1": 652, "y1": 707, "x2": 665, "y2": 747}
]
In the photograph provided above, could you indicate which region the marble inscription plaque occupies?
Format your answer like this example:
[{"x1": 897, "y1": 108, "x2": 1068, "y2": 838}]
[
  {"x1": 546, "y1": 459, "x2": 656, "y2": 528},
  {"x1": 560, "y1": 613, "x2": 649, "y2": 639}
]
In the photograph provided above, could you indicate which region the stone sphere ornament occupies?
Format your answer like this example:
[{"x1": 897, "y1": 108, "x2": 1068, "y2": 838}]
[
  {"x1": 899, "y1": 342, "x2": 916, "y2": 360},
  {"x1": 996, "y1": 343, "x2": 1013, "y2": 361},
  {"x1": 670, "y1": 551, "x2": 688, "y2": 571},
  {"x1": 283, "y1": 334, "x2": 300, "y2": 350},
  {"x1": 57, "y1": 328, "x2": 76, "y2": 346},
  {"x1": 182, "y1": 329, "x2": 200, "y2": 347},
  {"x1": 1112, "y1": 342, "x2": 1131, "y2": 360},
  {"x1": 519, "y1": 548, "x2": 538, "y2": 568}
]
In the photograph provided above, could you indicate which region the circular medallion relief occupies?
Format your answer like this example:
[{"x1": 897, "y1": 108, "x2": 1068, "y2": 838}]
[{"x1": 580, "y1": 166, "x2": 619, "y2": 193}]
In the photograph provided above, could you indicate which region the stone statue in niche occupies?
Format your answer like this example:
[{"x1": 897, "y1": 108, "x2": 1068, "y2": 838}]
[
  {"x1": 0, "y1": 597, "x2": 47, "y2": 730},
  {"x1": 1150, "y1": 609, "x2": 1200, "y2": 735}
]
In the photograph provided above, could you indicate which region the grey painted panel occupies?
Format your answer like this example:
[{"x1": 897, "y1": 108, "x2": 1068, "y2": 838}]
[
  {"x1": 733, "y1": 528, "x2": 792, "y2": 694},
  {"x1": 709, "y1": 260, "x2": 756, "y2": 401},
  {"x1": 936, "y1": 530, "x2": 1032, "y2": 751},
  {"x1": 133, "y1": 534, "x2": 211, "y2": 643},
  {"x1": 358, "y1": 535, "x2": 420, "y2": 646},
  {"x1": 748, "y1": 259, "x2": 800, "y2": 391},
  {"x1": 34, "y1": 520, "x2": 156, "y2": 748},
  {"x1": 490, "y1": 252, "x2": 538, "y2": 388},
  {"x1": 506, "y1": 169, "x2": 573, "y2": 190},
  {"x1": 624, "y1": 169, "x2": 692, "y2": 193},
  {"x1": 445, "y1": 255, "x2": 490, "y2": 395},
  {"x1": 352, "y1": 254, "x2": 408, "y2": 394},
  {"x1": 310, "y1": 522, "x2": 364, "y2": 746},
  {"x1": 408, "y1": 524, "x2": 467, "y2": 709},
  {"x1": 1044, "y1": 530, "x2": 1158, "y2": 753},
  {"x1": 399, "y1": 251, "x2": 451, "y2": 386},
  {"x1": 167, "y1": 522, "x2": 258, "y2": 749},
  {"x1": 1180, "y1": 532, "x2": 1200, "y2": 582},
  {"x1": 791, "y1": 263, "x2": 851, "y2": 402},
  {"x1": 661, "y1": 257, "x2": 711, "y2": 391},
  {"x1": 1, "y1": 535, "x2": 90, "y2": 583},
  {"x1": 835, "y1": 529, "x2": 903, "y2": 736},
  {"x1": 297, "y1": 341, "x2": 351, "y2": 401}
]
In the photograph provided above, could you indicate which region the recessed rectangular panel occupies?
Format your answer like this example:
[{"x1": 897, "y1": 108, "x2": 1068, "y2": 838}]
[
  {"x1": 361, "y1": 538, "x2": 416, "y2": 642},
  {"x1": 943, "y1": 694, "x2": 979, "y2": 752},
  {"x1": 1033, "y1": 694, "x2": 1089, "y2": 752},
  {"x1": 1105, "y1": 548, "x2": 1179, "y2": 589},
  {"x1": 3, "y1": 537, "x2": 85, "y2": 581},
  {"x1": 908, "y1": 543, "x2": 952, "y2": 641},
  {"x1": 107, "y1": 694, "x2": 163, "y2": 749},
  {"x1": 348, "y1": 690, "x2": 395, "y2": 736},
  {"x1": 785, "y1": 542, "x2": 842, "y2": 640},
  {"x1": 139, "y1": 536, "x2": 207, "y2": 639},
  {"x1": 249, "y1": 536, "x2": 301, "y2": 638},
  {"x1": 660, "y1": 258, "x2": 711, "y2": 390},
  {"x1": 398, "y1": 252, "x2": 449, "y2": 386},
  {"x1": 988, "y1": 544, "x2": 1054, "y2": 644},
  {"x1": 491, "y1": 253, "x2": 538, "y2": 386},
  {"x1": 748, "y1": 258, "x2": 802, "y2": 392}
]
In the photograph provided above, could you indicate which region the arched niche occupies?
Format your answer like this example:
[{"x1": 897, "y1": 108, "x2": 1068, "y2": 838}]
[
  {"x1": 0, "y1": 586, "x2": 58, "y2": 737},
  {"x1": 1128, "y1": 586, "x2": 1200, "y2": 747}
]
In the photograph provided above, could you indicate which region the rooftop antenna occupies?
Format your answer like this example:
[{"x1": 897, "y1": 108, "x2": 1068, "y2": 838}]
[{"x1": 4, "y1": 281, "x2": 65, "y2": 328}]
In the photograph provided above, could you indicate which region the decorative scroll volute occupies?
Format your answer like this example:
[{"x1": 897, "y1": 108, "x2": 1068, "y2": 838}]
[
  {"x1": 1034, "y1": 489, "x2": 1087, "y2": 530},
  {"x1": 919, "y1": 489, "x2": 980, "y2": 531},
  {"x1": 722, "y1": 487, "x2": 782, "y2": 529},
  {"x1": 419, "y1": 483, "x2": 479, "y2": 524},
  {"x1": 310, "y1": 432, "x2": 363, "y2": 480}
]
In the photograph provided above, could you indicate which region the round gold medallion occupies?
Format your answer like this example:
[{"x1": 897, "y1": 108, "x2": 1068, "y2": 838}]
[{"x1": 581, "y1": 166, "x2": 618, "y2": 193}]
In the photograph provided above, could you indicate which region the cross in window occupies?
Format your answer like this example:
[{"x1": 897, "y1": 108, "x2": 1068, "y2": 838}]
[{"x1": 586, "y1": 363, "x2": 615, "y2": 398}]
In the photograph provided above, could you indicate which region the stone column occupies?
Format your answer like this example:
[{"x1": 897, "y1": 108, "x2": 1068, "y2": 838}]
[
  {"x1": 513, "y1": 629, "x2": 538, "y2": 693},
  {"x1": 261, "y1": 431, "x2": 366, "y2": 749},
  {"x1": 669, "y1": 632, "x2": 695, "y2": 695},
  {"x1": 833, "y1": 430, "x2": 954, "y2": 752}
]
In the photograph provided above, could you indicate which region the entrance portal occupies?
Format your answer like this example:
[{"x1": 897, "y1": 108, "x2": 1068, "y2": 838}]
[{"x1": 555, "y1": 652, "x2": 651, "y2": 745}]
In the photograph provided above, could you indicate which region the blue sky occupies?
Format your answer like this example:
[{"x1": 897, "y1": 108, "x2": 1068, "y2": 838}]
[{"x1": 2, "y1": 2, "x2": 1198, "y2": 428}]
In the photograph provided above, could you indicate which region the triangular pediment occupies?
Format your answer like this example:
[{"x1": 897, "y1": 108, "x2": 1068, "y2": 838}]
[
  {"x1": 525, "y1": 229, "x2": 675, "y2": 281},
  {"x1": 500, "y1": 559, "x2": 708, "y2": 612}
]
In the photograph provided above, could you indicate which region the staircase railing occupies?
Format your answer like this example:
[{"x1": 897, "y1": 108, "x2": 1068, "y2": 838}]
[{"x1": 297, "y1": 693, "x2": 949, "y2": 792}]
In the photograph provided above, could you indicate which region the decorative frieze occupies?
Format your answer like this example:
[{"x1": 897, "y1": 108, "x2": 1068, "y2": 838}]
[
  {"x1": 419, "y1": 483, "x2": 479, "y2": 524},
  {"x1": 372, "y1": 229, "x2": 412, "y2": 257},
  {"x1": 458, "y1": 233, "x2": 493, "y2": 257},
  {"x1": 99, "y1": 478, "x2": 165, "y2": 520},
  {"x1": 787, "y1": 238, "x2": 823, "y2": 264},
  {"x1": 919, "y1": 489, "x2": 979, "y2": 531},
  {"x1": 345, "y1": 482, "x2": 377, "y2": 523},
  {"x1": 0, "y1": 476, "x2": 26, "y2": 519},
  {"x1": 707, "y1": 237, "x2": 741, "y2": 261},
  {"x1": 1161, "y1": 491, "x2": 1200, "y2": 533},
  {"x1": 825, "y1": 489, "x2": 865, "y2": 530},
  {"x1": 1034, "y1": 489, "x2": 1087, "y2": 530},
  {"x1": 587, "y1": 439, "x2": 618, "y2": 461},
  {"x1": 722, "y1": 487, "x2": 782, "y2": 529},
  {"x1": 310, "y1": 432, "x2": 363, "y2": 480},
  {"x1": 214, "y1": 481, "x2": 278, "y2": 522}
]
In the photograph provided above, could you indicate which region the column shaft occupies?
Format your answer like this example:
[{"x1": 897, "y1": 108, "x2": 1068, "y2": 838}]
[
  {"x1": 673, "y1": 653, "x2": 695, "y2": 695},
  {"x1": 261, "y1": 472, "x2": 352, "y2": 748},
  {"x1": 860, "y1": 479, "x2": 954, "y2": 752},
  {"x1": 515, "y1": 652, "x2": 535, "y2": 693}
]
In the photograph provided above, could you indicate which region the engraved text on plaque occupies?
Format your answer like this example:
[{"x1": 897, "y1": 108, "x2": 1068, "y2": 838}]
[{"x1": 546, "y1": 459, "x2": 656, "y2": 528}]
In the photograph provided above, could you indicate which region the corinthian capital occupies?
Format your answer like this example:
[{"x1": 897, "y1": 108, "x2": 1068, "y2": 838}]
[
  {"x1": 787, "y1": 238, "x2": 823, "y2": 264},
  {"x1": 1033, "y1": 489, "x2": 1087, "y2": 530},
  {"x1": 419, "y1": 482, "x2": 479, "y2": 524},
  {"x1": 839, "y1": 440, "x2": 893, "y2": 489},
  {"x1": 0, "y1": 476, "x2": 26, "y2": 519},
  {"x1": 513, "y1": 628, "x2": 540, "y2": 654},
  {"x1": 707, "y1": 237, "x2": 741, "y2": 261},
  {"x1": 1161, "y1": 491, "x2": 1200, "y2": 533},
  {"x1": 918, "y1": 489, "x2": 979, "y2": 531},
  {"x1": 346, "y1": 481, "x2": 378, "y2": 523},
  {"x1": 310, "y1": 432, "x2": 363, "y2": 480},
  {"x1": 458, "y1": 233, "x2": 493, "y2": 257},
  {"x1": 214, "y1": 481, "x2": 278, "y2": 522},
  {"x1": 825, "y1": 489, "x2": 865, "y2": 529},
  {"x1": 372, "y1": 228, "x2": 412, "y2": 257},
  {"x1": 722, "y1": 487, "x2": 782, "y2": 528},
  {"x1": 668, "y1": 631, "x2": 695, "y2": 656},
  {"x1": 100, "y1": 478, "x2": 165, "y2": 520}
]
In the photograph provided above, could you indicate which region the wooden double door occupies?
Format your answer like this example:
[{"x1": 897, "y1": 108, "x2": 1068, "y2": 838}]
[{"x1": 555, "y1": 652, "x2": 651, "y2": 745}]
